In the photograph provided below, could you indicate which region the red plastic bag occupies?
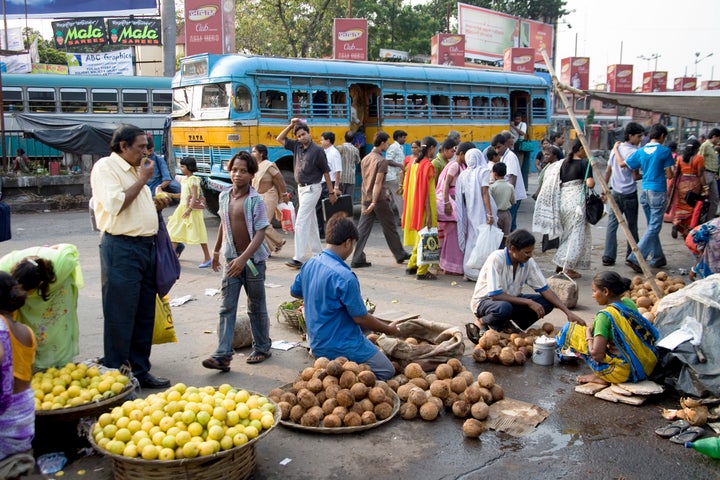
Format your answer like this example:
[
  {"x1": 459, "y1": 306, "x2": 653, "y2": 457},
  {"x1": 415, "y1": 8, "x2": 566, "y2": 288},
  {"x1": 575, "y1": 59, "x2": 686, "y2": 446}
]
[{"x1": 278, "y1": 202, "x2": 295, "y2": 233}]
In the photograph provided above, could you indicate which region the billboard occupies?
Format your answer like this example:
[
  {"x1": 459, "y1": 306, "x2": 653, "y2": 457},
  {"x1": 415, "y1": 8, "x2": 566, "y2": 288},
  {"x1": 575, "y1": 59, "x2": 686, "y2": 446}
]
[
  {"x1": 3, "y1": 0, "x2": 157, "y2": 19},
  {"x1": 431, "y1": 34, "x2": 465, "y2": 66},
  {"x1": 503, "y1": 48, "x2": 534, "y2": 73},
  {"x1": 185, "y1": 0, "x2": 233, "y2": 56},
  {"x1": 560, "y1": 57, "x2": 590, "y2": 90},
  {"x1": 607, "y1": 64, "x2": 633, "y2": 93},
  {"x1": 673, "y1": 77, "x2": 697, "y2": 92},
  {"x1": 457, "y1": 3, "x2": 553, "y2": 64},
  {"x1": 701, "y1": 80, "x2": 720, "y2": 91},
  {"x1": 333, "y1": 18, "x2": 368, "y2": 61},
  {"x1": 107, "y1": 18, "x2": 161, "y2": 46},
  {"x1": 65, "y1": 49, "x2": 134, "y2": 75},
  {"x1": 642, "y1": 71, "x2": 667, "y2": 93}
]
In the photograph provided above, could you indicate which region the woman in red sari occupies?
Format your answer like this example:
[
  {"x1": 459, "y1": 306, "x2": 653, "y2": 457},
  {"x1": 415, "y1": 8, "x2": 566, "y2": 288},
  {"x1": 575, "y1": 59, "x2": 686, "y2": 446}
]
[{"x1": 671, "y1": 139, "x2": 705, "y2": 238}]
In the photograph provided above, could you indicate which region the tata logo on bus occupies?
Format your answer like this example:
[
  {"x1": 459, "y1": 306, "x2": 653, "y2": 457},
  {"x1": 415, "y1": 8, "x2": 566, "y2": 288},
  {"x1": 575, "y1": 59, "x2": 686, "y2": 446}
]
[
  {"x1": 337, "y1": 29, "x2": 364, "y2": 42},
  {"x1": 440, "y1": 36, "x2": 463, "y2": 47},
  {"x1": 188, "y1": 6, "x2": 218, "y2": 21},
  {"x1": 188, "y1": 134, "x2": 205, "y2": 143}
]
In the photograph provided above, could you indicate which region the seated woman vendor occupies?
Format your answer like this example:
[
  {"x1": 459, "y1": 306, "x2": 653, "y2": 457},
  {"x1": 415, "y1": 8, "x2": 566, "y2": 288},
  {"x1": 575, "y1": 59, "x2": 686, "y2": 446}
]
[
  {"x1": 466, "y1": 229, "x2": 583, "y2": 342},
  {"x1": 557, "y1": 271, "x2": 659, "y2": 385}
]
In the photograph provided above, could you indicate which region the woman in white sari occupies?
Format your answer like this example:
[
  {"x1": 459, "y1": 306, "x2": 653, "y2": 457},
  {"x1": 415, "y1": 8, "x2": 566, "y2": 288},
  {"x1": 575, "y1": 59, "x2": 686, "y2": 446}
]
[{"x1": 456, "y1": 147, "x2": 498, "y2": 281}]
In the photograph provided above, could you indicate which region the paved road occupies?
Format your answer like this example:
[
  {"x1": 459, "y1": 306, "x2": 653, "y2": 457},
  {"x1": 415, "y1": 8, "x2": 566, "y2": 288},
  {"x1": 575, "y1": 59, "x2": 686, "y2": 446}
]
[{"x1": 4, "y1": 195, "x2": 717, "y2": 480}]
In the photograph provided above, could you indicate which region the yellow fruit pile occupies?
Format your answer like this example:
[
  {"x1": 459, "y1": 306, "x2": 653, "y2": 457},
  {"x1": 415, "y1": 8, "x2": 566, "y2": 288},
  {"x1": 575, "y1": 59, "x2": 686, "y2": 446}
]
[
  {"x1": 32, "y1": 363, "x2": 130, "y2": 410},
  {"x1": 92, "y1": 384, "x2": 276, "y2": 461}
]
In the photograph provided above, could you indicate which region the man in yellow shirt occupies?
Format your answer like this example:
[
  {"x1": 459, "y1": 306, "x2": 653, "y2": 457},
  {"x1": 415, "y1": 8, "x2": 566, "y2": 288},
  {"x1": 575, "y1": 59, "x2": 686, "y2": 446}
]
[
  {"x1": 90, "y1": 125, "x2": 172, "y2": 389},
  {"x1": 699, "y1": 128, "x2": 720, "y2": 219}
]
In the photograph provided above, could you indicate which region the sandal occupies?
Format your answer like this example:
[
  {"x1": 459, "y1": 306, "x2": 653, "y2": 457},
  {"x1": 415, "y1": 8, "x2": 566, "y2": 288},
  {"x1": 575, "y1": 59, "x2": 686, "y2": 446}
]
[
  {"x1": 416, "y1": 272, "x2": 437, "y2": 281},
  {"x1": 655, "y1": 420, "x2": 690, "y2": 438},
  {"x1": 465, "y1": 322, "x2": 487, "y2": 344},
  {"x1": 564, "y1": 269, "x2": 582, "y2": 279},
  {"x1": 246, "y1": 350, "x2": 272, "y2": 364},
  {"x1": 202, "y1": 357, "x2": 231, "y2": 372},
  {"x1": 669, "y1": 425, "x2": 705, "y2": 445},
  {"x1": 275, "y1": 240, "x2": 286, "y2": 253},
  {"x1": 406, "y1": 267, "x2": 418, "y2": 275}
]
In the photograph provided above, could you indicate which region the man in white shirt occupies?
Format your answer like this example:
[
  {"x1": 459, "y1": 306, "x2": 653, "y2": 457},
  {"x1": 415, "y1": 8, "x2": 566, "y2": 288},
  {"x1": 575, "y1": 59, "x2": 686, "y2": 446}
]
[
  {"x1": 317, "y1": 131, "x2": 343, "y2": 238},
  {"x1": 491, "y1": 133, "x2": 526, "y2": 232},
  {"x1": 385, "y1": 130, "x2": 407, "y2": 223}
]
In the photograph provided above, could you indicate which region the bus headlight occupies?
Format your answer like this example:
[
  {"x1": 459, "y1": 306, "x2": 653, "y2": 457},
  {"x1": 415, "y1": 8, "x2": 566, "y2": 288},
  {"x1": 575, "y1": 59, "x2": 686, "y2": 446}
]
[{"x1": 221, "y1": 160, "x2": 229, "y2": 171}]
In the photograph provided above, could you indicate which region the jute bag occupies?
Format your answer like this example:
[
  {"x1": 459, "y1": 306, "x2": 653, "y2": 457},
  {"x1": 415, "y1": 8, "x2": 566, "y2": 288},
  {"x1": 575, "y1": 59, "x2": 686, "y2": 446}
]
[{"x1": 547, "y1": 271, "x2": 578, "y2": 309}]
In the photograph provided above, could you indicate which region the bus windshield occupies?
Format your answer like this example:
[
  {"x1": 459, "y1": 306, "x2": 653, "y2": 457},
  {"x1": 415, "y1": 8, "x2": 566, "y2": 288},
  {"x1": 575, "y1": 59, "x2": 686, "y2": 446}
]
[{"x1": 172, "y1": 82, "x2": 231, "y2": 119}]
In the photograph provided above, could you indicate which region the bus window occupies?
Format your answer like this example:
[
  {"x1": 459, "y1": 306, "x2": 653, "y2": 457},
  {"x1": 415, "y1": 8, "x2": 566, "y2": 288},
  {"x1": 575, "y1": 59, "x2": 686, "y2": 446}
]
[
  {"x1": 330, "y1": 90, "x2": 346, "y2": 118},
  {"x1": 408, "y1": 94, "x2": 427, "y2": 117},
  {"x1": 3, "y1": 87, "x2": 23, "y2": 112},
  {"x1": 531, "y1": 97, "x2": 547, "y2": 120},
  {"x1": 202, "y1": 84, "x2": 229, "y2": 109},
  {"x1": 311, "y1": 90, "x2": 329, "y2": 117},
  {"x1": 122, "y1": 90, "x2": 149, "y2": 113},
  {"x1": 92, "y1": 89, "x2": 119, "y2": 113},
  {"x1": 430, "y1": 95, "x2": 451, "y2": 118},
  {"x1": 28, "y1": 88, "x2": 56, "y2": 113},
  {"x1": 60, "y1": 88, "x2": 88, "y2": 113},
  {"x1": 473, "y1": 96, "x2": 490, "y2": 118},
  {"x1": 490, "y1": 97, "x2": 508, "y2": 119},
  {"x1": 292, "y1": 90, "x2": 310, "y2": 117},
  {"x1": 383, "y1": 93, "x2": 404, "y2": 118},
  {"x1": 260, "y1": 90, "x2": 287, "y2": 118},
  {"x1": 234, "y1": 84, "x2": 251, "y2": 113},
  {"x1": 173, "y1": 87, "x2": 191, "y2": 116},
  {"x1": 152, "y1": 91, "x2": 172, "y2": 114},
  {"x1": 452, "y1": 96, "x2": 470, "y2": 118}
]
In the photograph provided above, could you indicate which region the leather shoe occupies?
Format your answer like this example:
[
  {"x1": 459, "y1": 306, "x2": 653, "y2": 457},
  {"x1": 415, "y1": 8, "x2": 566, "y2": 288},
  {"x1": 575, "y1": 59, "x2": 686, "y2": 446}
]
[
  {"x1": 651, "y1": 258, "x2": 667, "y2": 268},
  {"x1": 625, "y1": 259, "x2": 642, "y2": 274},
  {"x1": 602, "y1": 257, "x2": 615, "y2": 266},
  {"x1": 285, "y1": 259, "x2": 303, "y2": 269},
  {"x1": 396, "y1": 252, "x2": 412, "y2": 264},
  {"x1": 351, "y1": 261, "x2": 372, "y2": 268},
  {"x1": 137, "y1": 373, "x2": 171, "y2": 389}
]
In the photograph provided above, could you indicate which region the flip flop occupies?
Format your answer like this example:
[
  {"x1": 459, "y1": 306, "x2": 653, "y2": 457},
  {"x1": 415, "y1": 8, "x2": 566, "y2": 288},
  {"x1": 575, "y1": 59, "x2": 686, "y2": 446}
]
[
  {"x1": 465, "y1": 323, "x2": 481, "y2": 344},
  {"x1": 669, "y1": 425, "x2": 705, "y2": 445},
  {"x1": 246, "y1": 350, "x2": 272, "y2": 364},
  {"x1": 655, "y1": 419, "x2": 690, "y2": 438}
]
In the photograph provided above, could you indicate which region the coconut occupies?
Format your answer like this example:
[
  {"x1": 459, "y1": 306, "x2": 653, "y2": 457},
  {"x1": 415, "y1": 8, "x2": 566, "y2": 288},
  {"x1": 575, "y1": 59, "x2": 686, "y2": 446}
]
[
  {"x1": 409, "y1": 377, "x2": 430, "y2": 390},
  {"x1": 359, "y1": 398, "x2": 375, "y2": 413},
  {"x1": 339, "y1": 370, "x2": 358, "y2": 389},
  {"x1": 470, "y1": 401, "x2": 489, "y2": 420},
  {"x1": 368, "y1": 386, "x2": 387, "y2": 404},
  {"x1": 636, "y1": 296, "x2": 652, "y2": 309},
  {"x1": 280, "y1": 391, "x2": 297, "y2": 406},
  {"x1": 366, "y1": 333, "x2": 379, "y2": 344},
  {"x1": 542, "y1": 322, "x2": 555, "y2": 335},
  {"x1": 316, "y1": 391, "x2": 327, "y2": 405},
  {"x1": 301, "y1": 367, "x2": 316, "y2": 381},
  {"x1": 400, "y1": 402, "x2": 418, "y2": 420},
  {"x1": 393, "y1": 374, "x2": 408, "y2": 386},
  {"x1": 404, "y1": 363, "x2": 425, "y2": 379},
  {"x1": 435, "y1": 363, "x2": 454, "y2": 380},
  {"x1": 490, "y1": 384, "x2": 504, "y2": 402},
  {"x1": 331, "y1": 406, "x2": 348, "y2": 421},
  {"x1": 322, "y1": 414, "x2": 342, "y2": 428},
  {"x1": 306, "y1": 378, "x2": 324, "y2": 394},
  {"x1": 343, "y1": 361, "x2": 362, "y2": 374},
  {"x1": 313, "y1": 357, "x2": 330, "y2": 369},
  {"x1": 278, "y1": 401, "x2": 292, "y2": 420},
  {"x1": 450, "y1": 376, "x2": 468, "y2": 394},
  {"x1": 322, "y1": 398, "x2": 338, "y2": 416},
  {"x1": 300, "y1": 411, "x2": 321, "y2": 427},
  {"x1": 513, "y1": 337, "x2": 525, "y2": 348},
  {"x1": 325, "y1": 360, "x2": 344, "y2": 377},
  {"x1": 428, "y1": 380, "x2": 449, "y2": 399},
  {"x1": 447, "y1": 358, "x2": 464, "y2": 375},
  {"x1": 307, "y1": 406, "x2": 324, "y2": 420},
  {"x1": 311, "y1": 369, "x2": 327, "y2": 381},
  {"x1": 486, "y1": 345, "x2": 502, "y2": 363},
  {"x1": 374, "y1": 402, "x2": 394, "y2": 420},
  {"x1": 290, "y1": 404, "x2": 305, "y2": 423},
  {"x1": 477, "y1": 337, "x2": 490, "y2": 350},
  {"x1": 297, "y1": 388, "x2": 319, "y2": 409},
  {"x1": 499, "y1": 348, "x2": 515, "y2": 366},
  {"x1": 325, "y1": 384, "x2": 340, "y2": 400},
  {"x1": 464, "y1": 384, "x2": 482, "y2": 404},
  {"x1": 335, "y1": 389, "x2": 355, "y2": 408},
  {"x1": 356, "y1": 370, "x2": 376, "y2": 388},
  {"x1": 477, "y1": 387, "x2": 493, "y2": 404},
  {"x1": 452, "y1": 400, "x2": 471, "y2": 418},
  {"x1": 483, "y1": 329, "x2": 500, "y2": 346},
  {"x1": 322, "y1": 375, "x2": 339, "y2": 390},
  {"x1": 514, "y1": 351, "x2": 527, "y2": 365},
  {"x1": 361, "y1": 411, "x2": 377, "y2": 425},
  {"x1": 386, "y1": 379, "x2": 400, "y2": 392},
  {"x1": 477, "y1": 371, "x2": 495, "y2": 389},
  {"x1": 408, "y1": 387, "x2": 427, "y2": 407},
  {"x1": 268, "y1": 388, "x2": 285, "y2": 403},
  {"x1": 343, "y1": 411, "x2": 363, "y2": 427},
  {"x1": 350, "y1": 382, "x2": 369, "y2": 401},
  {"x1": 419, "y1": 402, "x2": 439, "y2": 421},
  {"x1": 293, "y1": 380, "x2": 308, "y2": 391},
  {"x1": 350, "y1": 403, "x2": 365, "y2": 415},
  {"x1": 427, "y1": 395, "x2": 444, "y2": 412},
  {"x1": 397, "y1": 383, "x2": 415, "y2": 402},
  {"x1": 335, "y1": 356, "x2": 349, "y2": 365},
  {"x1": 463, "y1": 418, "x2": 485, "y2": 438},
  {"x1": 655, "y1": 271, "x2": 668, "y2": 281}
]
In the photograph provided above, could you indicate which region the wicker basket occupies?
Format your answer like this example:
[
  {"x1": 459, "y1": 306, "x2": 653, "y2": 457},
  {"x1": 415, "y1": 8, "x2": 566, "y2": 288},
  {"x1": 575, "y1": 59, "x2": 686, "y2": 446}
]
[{"x1": 276, "y1": 299, "x2": 306, "y2": 333}]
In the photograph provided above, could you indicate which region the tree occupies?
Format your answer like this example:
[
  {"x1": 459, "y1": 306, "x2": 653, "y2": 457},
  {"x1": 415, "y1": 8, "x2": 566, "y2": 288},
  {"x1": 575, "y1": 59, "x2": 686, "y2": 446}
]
[{"x1": 468, "y1": 0, "x2": 570, "y2": 23}]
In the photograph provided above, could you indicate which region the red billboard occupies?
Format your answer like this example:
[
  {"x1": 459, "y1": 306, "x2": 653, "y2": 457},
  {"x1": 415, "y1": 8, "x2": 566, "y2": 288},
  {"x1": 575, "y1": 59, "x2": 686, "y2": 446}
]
[
  {"x1": 642, "y1": 71, "x2": 667, "y2": 93},
  {"x1": 431, "y1": 34, "x2": 465, "y2": 66},
  {"x1": 607, "y1": 64, "x2": 633, "y2": 93},
  {"x1": 503, "y1": 48, "x2": 534, "y2": 73},
  {"x1": 185, "y1": 0, "x2": 227, "y2": 56},
  {"x1": 701, "y1": 80, "x2": 720, "y2": 91},
  {"x1": 560, "y1": 57, "x2": 590, "y2": 90},
  {"x1": 673, "y1": 77, "x2": 697, "y2": 91},
  {"x1": 523, "y1": 19, "x2": 553, "y2": 64},
  {"x1": 333, "y1": 18, "x2": 368, "y2": 61}
]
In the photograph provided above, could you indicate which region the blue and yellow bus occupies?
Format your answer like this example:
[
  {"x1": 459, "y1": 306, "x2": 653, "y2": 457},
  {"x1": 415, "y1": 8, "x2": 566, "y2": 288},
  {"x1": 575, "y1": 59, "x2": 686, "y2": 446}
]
[
  {"x1": 1, "y1": 74, "x2": 172, "y2": 164},
  {"x1": 171, "y1": 54, "x2": 551, "y2": 212}
]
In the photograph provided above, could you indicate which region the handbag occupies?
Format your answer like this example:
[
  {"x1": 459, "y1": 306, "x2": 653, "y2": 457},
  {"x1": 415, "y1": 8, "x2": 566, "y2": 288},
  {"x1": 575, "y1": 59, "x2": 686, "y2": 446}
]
[
  {"x1": 417, "y1": 226, "x2": 440, "y2": 265},
  {"x1": 582, "y1": 160, "x2": 604, "y2": 225},
  {"x1": 156, "y1": 212, "x2": 181, "y2": 297},
  {"x1": 190, "y1": 196, "x2": 206, "y2": 210}
]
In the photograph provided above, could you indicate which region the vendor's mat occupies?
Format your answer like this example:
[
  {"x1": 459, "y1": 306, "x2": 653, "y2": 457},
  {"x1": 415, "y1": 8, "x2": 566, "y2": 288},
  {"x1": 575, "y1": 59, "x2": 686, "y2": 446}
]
[{"x1": 487, "y1": 398, "x2": 550, "y2": 436}]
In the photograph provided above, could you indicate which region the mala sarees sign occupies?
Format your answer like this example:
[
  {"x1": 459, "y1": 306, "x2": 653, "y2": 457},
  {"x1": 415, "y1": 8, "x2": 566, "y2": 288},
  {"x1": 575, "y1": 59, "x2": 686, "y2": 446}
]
[
  {"x1": 107, "y1": 18, "x2": 161, "y2": 45},
  {"x1": 52, "y1": 18, "x2": 108, "y2": 47}
]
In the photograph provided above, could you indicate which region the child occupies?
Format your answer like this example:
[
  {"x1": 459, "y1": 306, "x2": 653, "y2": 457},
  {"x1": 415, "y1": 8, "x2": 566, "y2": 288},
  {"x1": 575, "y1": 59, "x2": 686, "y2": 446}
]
[
  {"x1": 0, "y1": 272, "x2": 36, "y2": 473},
  {"x1": 13, "y1": 149, "x2": 30, "y2": 175},
  {"x1": 556, "y1": 271, "x2": 659, "y2": 385},
  {"x1": 202, "y1": 151, "x2": 272, "y2": 371},
  {"x1": 489, "y1": 162, "x2": 515, "y2": 244},
  {"x1": 166, "y1": 157, "x2": 212, "y2": 267}
]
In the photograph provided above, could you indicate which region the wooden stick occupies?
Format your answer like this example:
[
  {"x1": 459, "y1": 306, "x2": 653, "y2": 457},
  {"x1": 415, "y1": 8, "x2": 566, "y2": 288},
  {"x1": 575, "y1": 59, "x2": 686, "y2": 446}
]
[{"x1": 540, "y1": 49, "x2": 663, "y2": 299}]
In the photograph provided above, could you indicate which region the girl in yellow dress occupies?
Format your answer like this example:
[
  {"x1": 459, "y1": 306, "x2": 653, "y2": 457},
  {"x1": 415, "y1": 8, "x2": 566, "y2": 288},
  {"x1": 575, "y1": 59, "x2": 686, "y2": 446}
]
[{"x1": 167, "y1": 157, "x2": 212, "y2": 268}]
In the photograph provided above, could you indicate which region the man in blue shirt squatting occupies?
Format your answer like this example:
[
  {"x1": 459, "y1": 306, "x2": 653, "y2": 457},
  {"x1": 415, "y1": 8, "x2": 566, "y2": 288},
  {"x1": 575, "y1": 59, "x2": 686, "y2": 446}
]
[{"x1": 290, "y1": 213, "x2": 401, "y2": 380}]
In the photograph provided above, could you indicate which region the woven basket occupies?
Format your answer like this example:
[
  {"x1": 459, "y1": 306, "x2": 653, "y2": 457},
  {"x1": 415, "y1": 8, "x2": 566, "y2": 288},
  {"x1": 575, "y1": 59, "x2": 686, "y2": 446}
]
[{"x1": 276, "y1": 300, "x2": 306, "y2": 333}]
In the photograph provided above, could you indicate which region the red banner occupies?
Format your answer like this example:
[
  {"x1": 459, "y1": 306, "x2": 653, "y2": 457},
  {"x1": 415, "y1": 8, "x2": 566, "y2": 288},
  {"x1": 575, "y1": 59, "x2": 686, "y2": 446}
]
[
  {"x1": 607, "y1": 64, "x2": 633, "y2": 93},
  {"x1": 503, "y1": 48, "x2": 534, "y2": 73},
  {"x1": 673, "y1": 77, "x2": 697, "y2": 91},
  {"x1": 701, "y1": 80, "x2": 720, "y2": 91},
  {"x1": 561, "y1": 57, "x2": 590, "y2": 90},
  {"x1": 185, "y1": 0, "x2": 224, "y2": 56},
  {"x1": 333, "y1": 18, "x2": 368, "y2": 61},
  {"x1": 523, "y1": 19, "x2": 553, "y2": 64},
  {"x1": 642, "y1": 71, "x2": 667, "y2": 93},
  {"x1": 431, "y1": 34, "x2": 465, "y2": 66}
]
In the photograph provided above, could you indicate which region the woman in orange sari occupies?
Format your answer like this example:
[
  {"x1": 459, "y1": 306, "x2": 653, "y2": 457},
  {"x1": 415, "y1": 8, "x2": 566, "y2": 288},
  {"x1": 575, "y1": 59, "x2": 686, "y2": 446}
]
[{"x1": 671, "y1": 139, "x2": 705, "y2": 238}]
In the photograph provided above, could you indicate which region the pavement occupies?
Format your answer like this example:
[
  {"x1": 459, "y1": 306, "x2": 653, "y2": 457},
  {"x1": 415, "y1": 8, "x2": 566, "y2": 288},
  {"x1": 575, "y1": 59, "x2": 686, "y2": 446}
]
[{"x1": 4, "y1": 183, "x2": 719, "y2": 480}]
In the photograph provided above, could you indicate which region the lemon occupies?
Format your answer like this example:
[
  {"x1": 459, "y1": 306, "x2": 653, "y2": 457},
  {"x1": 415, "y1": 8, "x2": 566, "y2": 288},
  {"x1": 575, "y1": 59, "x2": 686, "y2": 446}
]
[
  {"x1": 207, "y1": 425, "x2": 224, "y2": 441},
  {"x1": 158, "y1": 447, "x2": 175, "y2": 461},
  {"x1": 260, "y1": 413, "x2": 275, "y2": 430},
  {"x1": 115, "y1": 428, "x2": 132, "y2": 443},
  {"x1": 232, "y1": 432, "x2": 248, "y2": 447},
  {"x1": 198, "y1": 441, "x2": 215, "y2": 457},
  {"x1": 98, "y1": 413, "x2": 113, "y2": 427},
  {"x1": 244, "y1": 426, "x2": 258, "y2": 439},
  {"x1": 161, "y1": 434, "x2": 177, "y2": 450},
  {"x1": 235, "y1": 404, "x2": 250, "y2": 419},
  {"x1": 181, "y1": 441, "x2": 199, "y2": 459},
  {"x1": 141, "y1": 444, "x2": 159, "y2": 460},
  {"x1": 122, "y1": 444, "x2": 139, "y2": 458},
  {"x1": 196, "y1": 410, "x2": 211, "y2": 427},
  {"x1": 187, "y1": 422, "x2": 203, "y2": 437},
  {"x1": 175, "y1": 430, "x2": 191, "y2": 447},
  {"x1": 220, "y1": 435, "x2": 234, "y2": 451}
]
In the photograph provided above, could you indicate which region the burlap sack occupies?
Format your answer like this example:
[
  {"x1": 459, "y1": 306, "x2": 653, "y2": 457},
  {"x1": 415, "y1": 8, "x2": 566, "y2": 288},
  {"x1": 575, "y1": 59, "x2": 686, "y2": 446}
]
[
  {"x1": 233, "y1": 313, "x2": 253, "y2": 348},
  {"x1": 547, "y1": 272, "x2": 578, "y2": 309},
  {"x1": 376, "y1": 317, "x2": 465, "y2": 371}
]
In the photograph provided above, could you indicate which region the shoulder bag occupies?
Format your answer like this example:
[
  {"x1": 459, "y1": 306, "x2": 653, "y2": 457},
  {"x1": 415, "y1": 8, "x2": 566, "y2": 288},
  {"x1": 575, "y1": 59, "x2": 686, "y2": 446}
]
[
  {"x1": 156, "y1": 212, "x2": 181, "y2": 297},
  {"x1": 583, "y1": 160, "x2": 604, "y2": 225}
]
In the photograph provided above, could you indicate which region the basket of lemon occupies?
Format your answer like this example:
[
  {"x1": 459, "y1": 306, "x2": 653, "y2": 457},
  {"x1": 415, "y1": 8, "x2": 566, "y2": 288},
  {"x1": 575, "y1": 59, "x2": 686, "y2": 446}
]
[{"x1": 88, "y1": 384, "x2": 279, "y2": 480}]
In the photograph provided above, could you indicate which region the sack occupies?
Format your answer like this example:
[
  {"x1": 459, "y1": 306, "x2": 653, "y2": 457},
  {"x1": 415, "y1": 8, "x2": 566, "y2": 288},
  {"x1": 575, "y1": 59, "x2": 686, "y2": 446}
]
[
  {"x1": 585, "y1": 189, "x2": 604, "y2": 225},
  {"x1": 152, "y1": 294, "x2": 177, "y2": 344},
  {"x1": 156, "y1": 213, "x2": 181, "y2": 297},
  {"x1": 417, "y1": 227, "x2": 440, "y2": 265},
  {"x1": 190, "y1": 197, "x2": 206, "y2": 210},
  {"x1": 466, "y1": 224, "x2": 504, "y2": 269},
  {"x1": 547, "y1": 272, "x2": 578, "y2": 309},
  {"x1": 278, "y1": 202, "x2": 295, "y2": 233}
]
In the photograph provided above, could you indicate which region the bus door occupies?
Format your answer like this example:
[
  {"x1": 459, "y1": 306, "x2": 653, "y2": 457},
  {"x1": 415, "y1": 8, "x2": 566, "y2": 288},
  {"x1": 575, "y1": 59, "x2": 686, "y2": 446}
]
[
  {"x1": 348, "y1": 82, "x2": 380, "y2": 155},
  {"x1": 509, "y1": 90, "x2": 530, "y2": 124}
]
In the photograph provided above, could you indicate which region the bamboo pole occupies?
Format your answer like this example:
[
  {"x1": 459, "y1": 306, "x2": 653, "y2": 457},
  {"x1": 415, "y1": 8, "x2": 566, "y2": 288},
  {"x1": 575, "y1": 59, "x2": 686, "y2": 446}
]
[{"x1": 540, "y1": 49, "x2": 664, "y2": 299}]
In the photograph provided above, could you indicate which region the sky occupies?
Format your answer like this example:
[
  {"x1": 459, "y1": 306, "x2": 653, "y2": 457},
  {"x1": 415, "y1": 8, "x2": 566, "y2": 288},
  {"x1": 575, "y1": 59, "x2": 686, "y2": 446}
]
[{"x1": 556, "y1": 0, "x2": 719, "y2": 89}]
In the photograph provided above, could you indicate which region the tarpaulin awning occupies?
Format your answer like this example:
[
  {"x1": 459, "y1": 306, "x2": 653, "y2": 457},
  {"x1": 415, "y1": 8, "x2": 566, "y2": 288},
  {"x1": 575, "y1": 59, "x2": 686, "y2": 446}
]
[
  {"x1": 579, "y1": 90, "x2": 720, "y2": 123},
  {"x1": 12, "y1": 113, "x2": 117, "y2": 156}
]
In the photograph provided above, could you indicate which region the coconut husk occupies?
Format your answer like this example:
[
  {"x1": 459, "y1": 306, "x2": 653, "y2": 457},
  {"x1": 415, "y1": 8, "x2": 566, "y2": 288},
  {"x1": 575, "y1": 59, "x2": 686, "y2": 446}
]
[
  {"x1": 594, "y1": 387, "x2": 646, "y2": 405},
  {"x1": 575, "y1": 383, "x2": 608, "y2": 395}
]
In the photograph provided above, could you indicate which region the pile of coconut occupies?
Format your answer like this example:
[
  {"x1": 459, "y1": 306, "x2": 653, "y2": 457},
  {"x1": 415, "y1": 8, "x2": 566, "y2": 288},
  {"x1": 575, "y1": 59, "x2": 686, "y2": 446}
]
[
  {"x1": 471, "y1": 323, "x2": 556, "y2": 366},
  {"x1": 269, "y1": 357, "x2": 396, "y2": 428},
  {"x1": 629, "y1": 272, "x2": 685, "y2": 322},
  {"x1": 390, "y1": 359, "x2": 503, "y2": 438}
]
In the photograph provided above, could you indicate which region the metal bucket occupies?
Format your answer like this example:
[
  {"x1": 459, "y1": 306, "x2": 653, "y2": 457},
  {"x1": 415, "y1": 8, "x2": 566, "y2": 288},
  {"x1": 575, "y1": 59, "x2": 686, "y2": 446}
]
[{"x1": 533, "y1": 338, "x2": 556, "y2": 366}]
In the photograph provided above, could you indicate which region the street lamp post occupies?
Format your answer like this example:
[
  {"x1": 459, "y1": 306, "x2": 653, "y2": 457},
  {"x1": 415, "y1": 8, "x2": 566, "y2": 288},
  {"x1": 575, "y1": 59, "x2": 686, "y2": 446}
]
[
  {"x1": 638, "y1": 53, "x2": 661, "y2": 71},
  {"x1": 694, "y1": 52, "x2": 713, "y2": 78}
]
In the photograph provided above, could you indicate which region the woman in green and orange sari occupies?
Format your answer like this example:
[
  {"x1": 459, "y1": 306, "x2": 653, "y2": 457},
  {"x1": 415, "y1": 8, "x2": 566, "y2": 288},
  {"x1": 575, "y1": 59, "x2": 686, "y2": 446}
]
[
  {"x1": 557, "y1": 271, "x2": 659, "y2": 385},
  {"x1": 402, "y1": 136, "x2": 438, "y2": 280}
]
